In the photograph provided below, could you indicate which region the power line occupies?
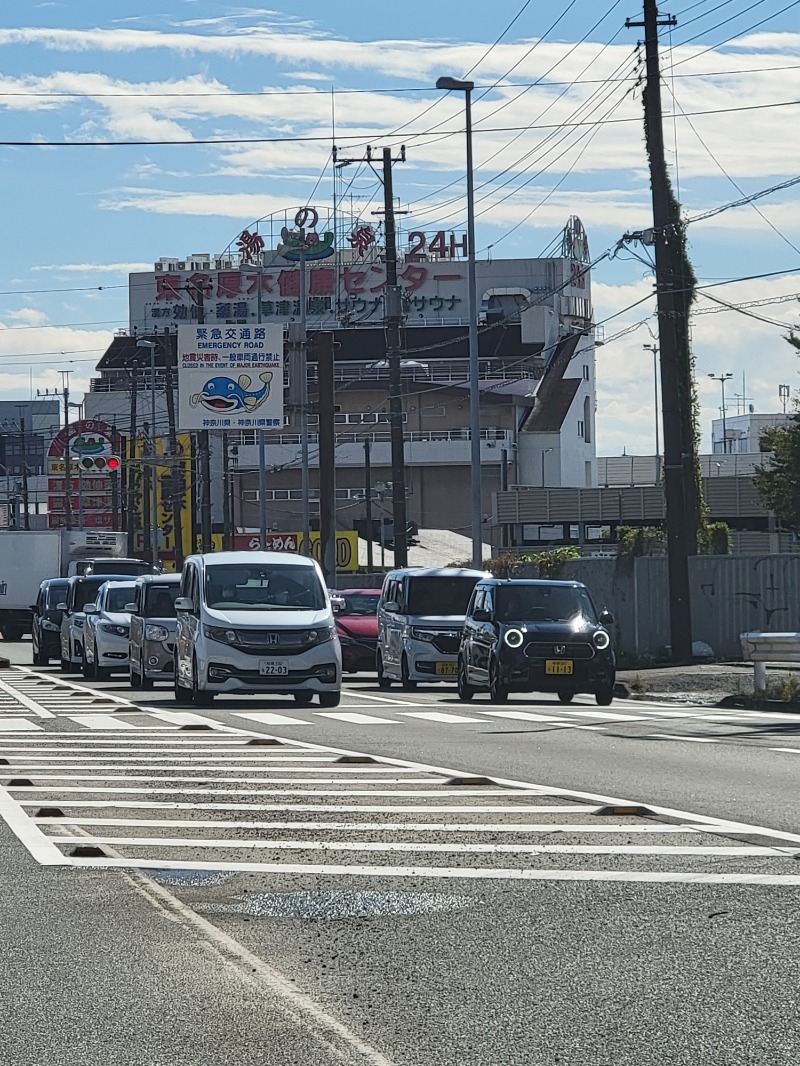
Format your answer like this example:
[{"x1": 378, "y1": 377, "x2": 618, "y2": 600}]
[{"x1": 687, "y1": 173, "x2": 800, "y2": 223}]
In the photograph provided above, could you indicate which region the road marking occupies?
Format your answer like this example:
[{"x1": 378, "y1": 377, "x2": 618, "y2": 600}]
[
  {"x1": 398, "y1": 711, "x2": 485, "y2": 723},
  {"x1": 0, "y1": 718, "x2": 44, "y2": 732},
  {"x1": 478, "y1": 710, "x2": 572, "y2": 723},
  {"x1": 646, "y1": 734, "x2": 721, "y2": 743},
  {"x1": 0, "y1": 788, "x2": 75, "y2": 864},
  {"x1": 769, "y1": 747, "x2": 800, "y2": 754},
  {"x1": 67, "y1": 715, "x2": 138, "y2": 730},
  {"x1": 564, "y1": 710, "x2": 654, "y2": 722},
  {"x1": 315, "y1": 711, "x2": 398, "y2": 724},
  {"x1": 0, "y1": 677, "x2": 55, "y2": 718},
  {"x1": 32, "y1": 811, "x2": 605, "y2": 829},
  {"x1": 342, "y1": 691, "x2": 426, "y2": 707},
  {"x1": 233, "y1": 711, "x2": 312, "y2": 725}
]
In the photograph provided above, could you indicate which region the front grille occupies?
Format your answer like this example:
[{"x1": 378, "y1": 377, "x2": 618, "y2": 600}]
[
  {"x1": 234, "y1": 629, "x2": 319, "y2": 656},
  {"x1": 524, "y1": 641, "x2": 595, "y2": 660}
]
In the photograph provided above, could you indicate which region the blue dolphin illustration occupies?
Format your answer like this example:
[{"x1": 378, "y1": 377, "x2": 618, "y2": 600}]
[{"x1": 191, "y1": 371, "x2": 273, "y2": 413}]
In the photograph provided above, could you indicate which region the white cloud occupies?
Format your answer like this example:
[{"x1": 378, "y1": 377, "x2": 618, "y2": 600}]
[{"x1": 30, "y1": 261, "x2": 152, "y2": 273}]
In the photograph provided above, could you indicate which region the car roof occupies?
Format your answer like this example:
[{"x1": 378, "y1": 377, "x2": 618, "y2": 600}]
[
  {"x1": 386, "y1": 567, "x2": 489, "y2": 579},
  {"x1": 41, "y1": 577, "x2": 68, "y2": 588},
  {"x1": 134, "y1": 573, "x2": 181, "y2": 586},
  {"x1": 337, "y1": 587, "x2": 380, "y2": 595},
  {"x1": 477, "y1": 578, "x2": 587, "y2": 588},
  {"x1": 187, "y1": 551, "x2": 318, "y2": 568},
  {"x1": 99, "y1": 579, "x2": 138, "y2": 588},
  {"x1": 68, "y1": 573, "x2": 133, "y2": 584}
]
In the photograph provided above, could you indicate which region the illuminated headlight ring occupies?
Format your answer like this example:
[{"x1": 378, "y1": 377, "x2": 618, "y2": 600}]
[
  {"x1": 593, "y1": 629, "x2": 611, "y2": 650},
  {"x1": 504, "y1": 628, "x2": 524, "y2": 649}
]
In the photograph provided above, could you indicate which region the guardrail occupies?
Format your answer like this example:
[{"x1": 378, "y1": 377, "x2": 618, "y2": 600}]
[{"x1": 740, "y1": 631, "x2": 800, "y2": 689}]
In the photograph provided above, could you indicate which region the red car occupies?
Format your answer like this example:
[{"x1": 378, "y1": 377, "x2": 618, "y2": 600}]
[{"x1": 333, "y1": 588, "x2": 380, "y2": 673}]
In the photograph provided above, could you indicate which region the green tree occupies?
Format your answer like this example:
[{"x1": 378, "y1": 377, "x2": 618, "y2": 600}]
[{"x1": 753, "y1": 407, "x2": 800, "y2": 532}]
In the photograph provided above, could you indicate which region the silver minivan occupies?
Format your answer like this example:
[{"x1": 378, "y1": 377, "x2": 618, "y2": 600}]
[
  {"x1": 127, "y1": 574, "x2": 181, "y2": 689},
  {"x1": 173, "y1": 551, "x2": 341, "y2": 706},
  {"x1": 376, "y1": 567, "x2": 489, "y2": 689}
]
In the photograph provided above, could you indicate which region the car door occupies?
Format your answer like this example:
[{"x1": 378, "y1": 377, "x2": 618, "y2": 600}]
[
  {"x1": 60, "y1": 583, "x2": 74, "y2": 662},
  {"x1": 175, "y1": 564, "x2": 198, "y2": 684},
  {"x1": 472, "y1": 587, "x2": 496, "y2": 683},
  {"x1": 462, "y1": 588, "x2": 482, "y2": 681},
  {"x1": 129, "y1": 584, "x2": 144, "y2": 672},
  {"x1": 383, "y1": 577, "x2": 405, "y2": 671}
]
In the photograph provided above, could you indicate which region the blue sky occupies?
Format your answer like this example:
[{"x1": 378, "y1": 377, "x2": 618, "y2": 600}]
[{"x1": 1, "y1": 0, "x2": 800, "y2": 453}]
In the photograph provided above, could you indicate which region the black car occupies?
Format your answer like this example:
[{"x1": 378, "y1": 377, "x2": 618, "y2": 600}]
[
  {"x1": 31, "y1": 578, "x2": 69, "y2": 667},
  {"x1": 457, "y1": 579, "x2": 615, "y2": 706}
]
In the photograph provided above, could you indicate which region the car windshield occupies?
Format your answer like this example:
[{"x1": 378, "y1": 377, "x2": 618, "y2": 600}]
[
  {"x1": 406, "y1": 576, "x2": 481, "y2": 616},
  {"x1": 144, "y1": 583, "x2": 180, "y2": 618},
  {"x1": 494, "y1": 584, "x2": 597, "y2": 624},
  {"x1": 46, "y1": 584, "x2": 68, "y2": 608},
  {"x1": 106, "y1": 587, "x2": 135, "y2": 613},
  {"x1": 73, "y1": 577, "x2": 109, "y2": 609},
  {"x1": 91, "y1": 561, "x2": 149, "y2": 576},
  {"x1": 204, "y1": 563, "x2": 325, "y2": 611},
  {"x1": 338, "y1": 593, "x2": 379, "y2": 616}
]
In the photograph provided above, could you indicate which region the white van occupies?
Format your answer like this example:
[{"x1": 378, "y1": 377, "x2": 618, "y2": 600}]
[
  {"x1": 376, "y1": 566, "x2": 489, "y2": 689},
  {"x1": 173, "y1": 551, "x2": 341, "y2": 706}
]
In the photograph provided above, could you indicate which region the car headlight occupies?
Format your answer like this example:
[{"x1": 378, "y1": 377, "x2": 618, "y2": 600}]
[
  {"x1": 301, "y1": 626, "x2": 335, "y2": 645},
  {"x1": 409, "y1": 628, "x2": 436, "y2": 642},
  {"x1": 204, "y1": 626, "x2": 241, "y2": 645},
  {"x1": 593, "y1": 629, "x2": 611, "y2": 650},
  {"x1": 145, "y1": 624, "x2": 170, "y2": 642},
  {"x1": 504, "y1": 628, "x2": 524, "y2": 648},
  {"x1": 100, "y1": 623, "x2": 129, "y2": 637}
]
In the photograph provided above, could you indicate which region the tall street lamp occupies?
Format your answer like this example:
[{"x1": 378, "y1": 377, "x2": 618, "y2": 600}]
[
  {"x1": 137, "y1": 339, "x2": 159, "y2": 566},
  {"x1": 708, "y1": 372, "x2": 733, "y2": 454},
  {"x1": 436, "y1": 75, "x2": 482, "y2": 569}
]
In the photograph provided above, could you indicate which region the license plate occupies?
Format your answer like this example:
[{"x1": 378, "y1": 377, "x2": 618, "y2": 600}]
[
  {"x1": 259, "y1": 659, "x2": 289, "y2": 676},
  {"x1": 545, "y1": 660, "x2": 573, "y2": 675},
  {"x1": 435, "y1": 662, "x2": 458, "y2": 676}
]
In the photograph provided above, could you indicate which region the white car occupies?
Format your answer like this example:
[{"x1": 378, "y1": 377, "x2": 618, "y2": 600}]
[
  {"x1": 59, "y1": 573, "x2": 130, "y2": 673},
  {"x1": 83, "y1": 580, "x2": 137, "y2": 681}
]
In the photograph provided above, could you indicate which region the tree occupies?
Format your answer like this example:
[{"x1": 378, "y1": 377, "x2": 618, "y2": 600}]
[{"x1": 753, "y1": 409, "x2": 800, "y2": 532}]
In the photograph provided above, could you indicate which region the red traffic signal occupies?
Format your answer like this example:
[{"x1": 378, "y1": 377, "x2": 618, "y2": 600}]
[{"x1": 106, "y1": 455, "x2": 121, "y2": 472}]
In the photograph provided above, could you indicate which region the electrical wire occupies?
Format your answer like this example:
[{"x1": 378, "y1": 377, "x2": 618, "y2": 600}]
[
  {"x1": 687, "y1": 174, "x2": 800, "y2": 223},
  {"x1": 671, "y1": 0, "x2": 800, "y2": 69}
]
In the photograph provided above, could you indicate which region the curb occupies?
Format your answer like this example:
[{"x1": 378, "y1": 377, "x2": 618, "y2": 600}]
[{"x1": 717, "y1": 693, "x2": 800, "y2": 714}]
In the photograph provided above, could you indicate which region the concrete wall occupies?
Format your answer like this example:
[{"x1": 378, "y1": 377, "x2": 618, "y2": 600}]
[{"x1": 558, "y1": 554, "x2": 800, "y2": 661}]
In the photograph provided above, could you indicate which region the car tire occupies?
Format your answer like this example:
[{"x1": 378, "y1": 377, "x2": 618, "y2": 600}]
[
  {"x1": 174, "y1": 659, "x2": 193, "y2": 704},
  {"x1": 129, "y1": 661, "x2": 142, "y2": 690},
  {"x1": 318, "y1": 691, "x2": 341, "y2": 708},
  {"x1": 376, "y1": 651, "x2": 391, "y2": 689},
  {"x1": 557, "y1": 692, "x2": 575, "y2": 704},
  {"x1": 60, "y1": 656, "x2": 70, "y2": 674},
  {"x1": 96, "y1": 666, "x2": 112, "y2": 683},
  {"x1": 457, "y1": 658, "x2": 475, "y2": 702},
  {"x1": 293, "y1": 692, "x2": 314, "y2": 705},
  {"x1": 83, "y1": 651, "x2": 95, "y2": 679},
  {"x1": 400, "y1": 654, "x2": 417, "y2": 691},
  {"x1": 595, "y1": 683, "x2": 614, "y2": 707},
  {"x1": 192, "y1": 658, "x2": 215, "y2": 706},
  {"x1": 488, "y1": 657, "x2": 508, "y2": 703},
  {"x1": 33, "y1": 639, "x2": 48, "y2": 667},
  {"x1": 140, "y1": 670, "x2": 155, "y2": 691}
]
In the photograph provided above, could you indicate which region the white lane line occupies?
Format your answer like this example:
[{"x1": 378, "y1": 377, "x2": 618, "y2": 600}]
[
  {"x1": 0, "y1": 677, "x2": 56, "y2": 718},
  {"x1": 7, "y1": 786, "x2": 532, "y2": 797},
  {"x1": 398, "y1": 711, "x2": 485, "y2": 723},
  {"x1": 314, "y1": 712, "x2": 399, "y2": 725},
  {"x1": 13, "y1": 667, "x2": 134, "y2": 705},
  {"x1": 66, "y1": 856, "x2": 800, "y2": 885},
  {"x1": 49, "y1": 836, "x2": 795, "y2": 857},
  {"x1": 0, "y1": 719, "x2": 44, "y2": 732},
  {"x1": 233, "y1": 712, "x2": 312, "y2": 726},
  {"x1": 341, "y1": 691, "x2": 426, "y2": 707},
  {"x1": 67, "y1": 715, "x2": 138, "y2": 730},
  {"x1": 143, "y1": 709, "x2": 241, "y2": 730},
  {"x1": 32, "y1": 811, "x2": 604, "y2": 829},
  {"x1": 563, "y1": 710, "x2": 654, "y2": 722},
  {"x1": 0, "y1": 758, "x2": 428, "y2": 770},
  {"x1": 478, "y1": 710, "x2": 572, "y2": 723},
  {"x1": 769, "y1": 747, "x2": 800, "y2": 754},
  {"x1": 0, "y1": 788, "x2": 74, "y2": 864},
  {"x1": 19, "y1": 800, "x2": 553, "y2": 812},
  {"x1": 646, "y1": 734, "x2": 721, "y2": 744}
]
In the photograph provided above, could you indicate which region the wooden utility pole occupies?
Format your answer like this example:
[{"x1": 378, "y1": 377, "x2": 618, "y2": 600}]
[
  {"x1": 192, "y1": 289, "x2": 213, "y2": 553},
  {"x1": 317, "y1": 332, "x2": 337, "y2": 586},
  {"x1": 126, "y1": 363, "x2": 139, "y2": 555},
  {"x1": 163, "y1": 341, "x2": 185, "y2": 568},
  {"x1": 627, "y1": 0, "x2": 693, "y2": 662},
  {"x1": 60, "y1": 371, "x2": 73, "y2": 531},
  {"x1": 16, "y1": 411, "x2": 30, "y2": 531}
]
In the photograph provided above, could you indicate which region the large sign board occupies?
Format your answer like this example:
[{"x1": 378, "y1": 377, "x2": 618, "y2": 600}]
[
  {"x1": 47, "y1": 420, "x2": 119, "y2": 530},
  {"x1": 177, "y1": 324, "x2": 284, "y2": 432},
  {"x1": 232, "y1": 531, "x2": 360, "y2": 572}
]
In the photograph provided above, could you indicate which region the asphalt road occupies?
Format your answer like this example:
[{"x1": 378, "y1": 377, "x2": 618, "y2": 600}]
[{"x1": 1, "y1": 640, "x2": 799, "y2": 1065}]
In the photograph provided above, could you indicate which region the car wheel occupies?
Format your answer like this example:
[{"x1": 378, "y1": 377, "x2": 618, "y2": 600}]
[
  {"x1": 595, "y1": 683, "x2": 614, "y2": 707},
  {"x1": 174, "y1": 659, "x2": 193, "y2": 704},
  {"x1": 557, "y1": 692, "x2": 575, "y2": 704},
  {"x1": 488, "y1": 657, "x2": 508, "y2": 703},
  {"x1": 82, "y1": 650, "x2": 95, "y2": 679},
  {"x1": 400, "y1": 654, "x2": 417, "y2": 691},
  {"x1": 95, "y1": 666, "x2": 112, "y2": 683},
  {"x1": 33, "y1": 637, "x2": 48, "y2": 667},
  {"x1": 376, "y1": 651, "x2": 391, "y2": 689},
  {"x1": 457, "y1": 658, "x2": 475, "y2": 702},
  {"x1": 192, "y1": 658, "x2": 215, "y2": 705},
  {"x1": 140, "y1": 669, "x2": 155, "y2": 691},
  {"x1": 318, "y1": 691, "x2": 341, "y2": 708},
  {"x1": 129, "y1": 660, "x2": 142, "y2": 690},
  {"x1": 293, "y1": 692, "x2": 314, "y2": 705},
  {"x1": 60, "y1": 656, "x2": 70, "y2": 674}
]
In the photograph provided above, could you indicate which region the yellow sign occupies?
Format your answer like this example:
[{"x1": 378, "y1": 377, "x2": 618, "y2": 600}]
[{"x1": 303, "y1": 531, "x2": 359, "y2": 572}]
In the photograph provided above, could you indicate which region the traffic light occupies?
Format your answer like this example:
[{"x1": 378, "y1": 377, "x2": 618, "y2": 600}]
[
  {"x1": 76, "y1": 454, "x2": 121, "y2": 471},
  {"x1": 107, "y1": 455, "x2": 121, "y2": 472}
]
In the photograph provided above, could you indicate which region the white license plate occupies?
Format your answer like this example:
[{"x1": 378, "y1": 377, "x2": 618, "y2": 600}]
[{"x1": 259, "y1": 659, "x2": 289, "y2": 676}]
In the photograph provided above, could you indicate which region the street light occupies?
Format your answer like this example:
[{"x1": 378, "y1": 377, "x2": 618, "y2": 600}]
[
  {"x1": 541, "y1": 447, "x2": 553, "y2": 487},
  {"x1": 137, "y1": 339, "x2": 159, "y2": 566},
  {"x1": 436, "y1": 75, "x2": 482, "y2": 569},
  {"x1": 708, "y1": 372, "x2": 733, "y2": 454},
  {"x1": 643, "y1": 343, "x2": 661, "y2": 479}
]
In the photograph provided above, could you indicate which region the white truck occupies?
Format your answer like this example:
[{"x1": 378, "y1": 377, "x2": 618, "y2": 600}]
[{"x1": 0, "y1": 529, "x2": 139, "y2": 641}]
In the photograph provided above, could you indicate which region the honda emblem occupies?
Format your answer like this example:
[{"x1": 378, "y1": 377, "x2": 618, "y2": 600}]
[{"x1": 554, "y1": 644, "x2": 566, "y2": 656}]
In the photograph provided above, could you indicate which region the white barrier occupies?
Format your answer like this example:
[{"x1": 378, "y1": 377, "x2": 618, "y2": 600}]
[{"x1": 740, "y1": 632, "x2": 800, "y2": 690}]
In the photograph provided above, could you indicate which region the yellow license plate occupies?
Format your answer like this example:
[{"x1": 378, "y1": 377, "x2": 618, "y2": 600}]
[
  {"x1": 436, "y1": 662, "x2": 458, "y2": 676},
  {"x1": 545, "y1": 660, "x2": 573, "y2": 675}
]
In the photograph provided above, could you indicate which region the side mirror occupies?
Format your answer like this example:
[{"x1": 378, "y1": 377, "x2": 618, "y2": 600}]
[
  {"x1": 599, "y1": 609, "x2": 614, "y2": 625},
  {"x1": 84, "y1": 603, "x2": 99, "y2": 615},
  {"x1": 472, "y1": 608, "x2": 491, "y2": 622},
  {"x1": 124, "y1": 602, "x2": 137, "y2": 613},
  {"x1": 56, "y1": 602, "x2": 68, "y2": 613},
  {"x1": 383, "y1": 600, "x2": 399, "y2": 613},
  {"x1": 174, "y1": 596, "x2": 193, "y2": 612},
  {"x1": 29, "y1": 605, "x2": 39, "y2": 614}
]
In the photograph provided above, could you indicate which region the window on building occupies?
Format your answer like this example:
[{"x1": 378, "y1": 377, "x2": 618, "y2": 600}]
[
  {"x1": 577, "y1": 420, "x2": 585, "y2": 438},
  {"x1": 582, "y1": 365, "x2": 590, "y2": 381},
  {"x1": 583, "y1": 396, "x2": 592, "y2": 444}
]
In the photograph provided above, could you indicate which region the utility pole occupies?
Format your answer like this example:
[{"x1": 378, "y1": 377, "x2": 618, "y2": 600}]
[
  {"x1": 316, "y1": 332, "x2": 337, "y2": 586},
  {"x1": 60, "y1": 371, "x2": 73, "y2": 531},
  {"x1": 16, "y1": 410, "x2": 30, "y2": 531},
  {"x1": 163, "y1": 340, "x2": 185, "y2": 569},
  {"x1": 126, "y1": 359, "x2": 139, "y2": 556},
  {"x1": 194, "y1": 290, "x2": 213, "y2": 553},
  {"x1": 222, "y1": 430, "x2": 232, "y2": 550},
  {"x1": 627, "y1": 0, "x2": 693, "y2": 662},
  {"x1": 364, "y1": 438, "x2": 374, "y2": 571},
  {"x1": 382, "y1": 145, "x2": 408, "y2": 567}
]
